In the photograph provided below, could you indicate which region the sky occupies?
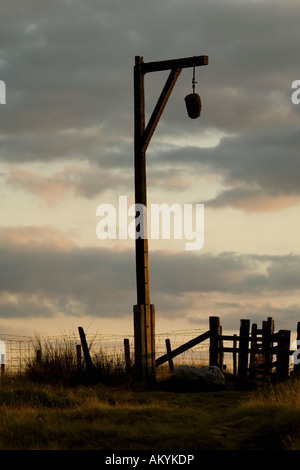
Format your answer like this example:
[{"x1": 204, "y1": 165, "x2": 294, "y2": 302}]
[{"x1": 0, "y1": 0, "x2": 300, "y2": 340}]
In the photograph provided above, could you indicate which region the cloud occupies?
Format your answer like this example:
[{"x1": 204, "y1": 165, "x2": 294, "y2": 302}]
[
  {"x1": 0, "y1": 125, "x2": 133, "y2": 165},
  {"x1": 0, "y1": 293, "x2": 56, "y2": 319},
  {"x1": 189, "y1": 300, "x2": 300, "y2": 332},
  {"x1": 150, "y1": 251, "x2": 300, "y2": 295},
  {"x1": 0, "y1": 226, "x2": 299, "y2": 323},
  {"x1": 1, "y1": 0, "x2": 298, "y2": 139},
  {"x1": 155, "y1": 126, "x2": 300, "y2": 212},
  {"x1": 6, "y1": 164, "x2": 132, "y2": 205},
  {"x1": 0, "y1": 0, "x2": 299, "y2": 216},
  {"x1": 206, "y1": 187, "x2": 300, "y2": 213},
  {"x1": 0, "y1": 225, "x2": 76, "y2": 251},
  {"x1": 1, "y1": 0, "x2": 300, "y2": 334}
]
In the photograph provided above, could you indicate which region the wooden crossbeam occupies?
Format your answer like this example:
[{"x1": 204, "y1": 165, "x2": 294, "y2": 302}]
[
  {"x1": 141, "y1": 67, "x2": 182, "y2": 153},
  {"x1": 139, "y1": 55, "x2": 209, "y2": 74}
]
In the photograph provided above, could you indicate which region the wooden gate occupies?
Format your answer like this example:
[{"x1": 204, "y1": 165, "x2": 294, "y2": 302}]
[
  {"x1": 209, "y1": 316, "x2": 292, "y2": 381},
  {"x1": 155, "y1": 316, "x2": 296, "y2": 382}
]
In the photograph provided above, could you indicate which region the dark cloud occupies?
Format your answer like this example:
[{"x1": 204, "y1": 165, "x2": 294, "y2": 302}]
[
  {"x1": 150, "y1": 251, "x2": 300, "y2": 295},
  {"x1": 1, "y1": 0, "x2": 300, "y2": 333},
  {"x1": 0, "y1": 243, "x2": 136, "y2": 319},
  {"x1": 0, "y1": 227, "x2": 299, "y2": 321},
  {"x1": 1, "y1": 0, "x2": 299, "y2": 155},
  {"x1": 0, "y1": 0, "x2": 299, "y2": 213},
  {"x1": 154, "y1": 126, "x2": 300, "y2": 211},
  {"x1": 191, "y1": 302, "x2": 300, "y2": 332},
  {"x1": 6, "y1": 164, "x2": 132, "y2": 204}
]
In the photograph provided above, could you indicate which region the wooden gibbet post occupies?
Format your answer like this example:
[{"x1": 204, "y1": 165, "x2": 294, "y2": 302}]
[
  {"x1": 238, "y1": 319, "x2": 250, "y2": 377},
  {"x1": 276, "y1": 330, "x2": 291, "y2": 381},
  {"x1": 133, "y1": 56, "x2": 156, "y2": 382},
  {"x1": 133, "y1": 55, "x2": 209, "y2": 381}
]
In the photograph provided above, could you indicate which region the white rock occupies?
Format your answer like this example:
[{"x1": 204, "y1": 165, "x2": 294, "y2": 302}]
[{"x1": 172, "y1": 364, "x2": 225, "y2": 385}]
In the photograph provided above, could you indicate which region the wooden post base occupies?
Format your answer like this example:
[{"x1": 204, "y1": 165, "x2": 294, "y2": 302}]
[{"x1": 134, "y1": 304, "x2": 155, "y2": 381}]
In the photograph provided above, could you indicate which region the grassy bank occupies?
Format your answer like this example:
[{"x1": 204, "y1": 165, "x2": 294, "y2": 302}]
[
  {"x1": 1, "y1": 373, "x2": 300, "y2": 450},
  {"x1": 1, "y1": 341, "x2": 300, "y2": 450}
]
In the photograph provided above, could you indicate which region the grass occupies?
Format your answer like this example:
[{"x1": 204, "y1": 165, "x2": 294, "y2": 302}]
[
  {"x1": 235, "y1": 379, "x2": 300, "y2": 450},
  {"x1": 1, "y1": 343, "x2": 300, "y2": 450},
  {"x1": 0, "y1": 375, "x2": 240, "y2": 450},
  {"x1": 1, "y1": 374, "x2": 300, "y2": 450}
]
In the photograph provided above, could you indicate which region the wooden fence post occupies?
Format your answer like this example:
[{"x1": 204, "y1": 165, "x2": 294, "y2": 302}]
[
  {"x1": 262, "y1": 317, "x2": 274, "y2": 376},
  {"x1": 165, "y1": 339, "x2": 174, "y2": 373},
  {"x1": 276, "y1": 330, "x2": 291, "y2": 381},
  {"x1": 249, "y1": 323, "x2": 258, "y2": 378},
  {"x1": 233, "y1": 334, "x2": 237, "y2": 376},
  {"x1": 124, "y1": 338, "x2": 131, "y2": 374},
  {"x1": 219, "y1": 325, "x2": 224, "y2": 371},
  {"x1": 238, "y1": 319, "x2": 250, "y2": 377},
  {"x1": 209, "y1": 316, "x2": 221, "y2": 367},
  {"x1": 78, "y1": 327, "x2": 94, "y2": 374}
]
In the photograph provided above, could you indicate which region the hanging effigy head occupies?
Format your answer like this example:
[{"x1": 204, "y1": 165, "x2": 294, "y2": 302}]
[
  {"x1": 185, "y1": 92, "x2": 202, "y2": 119},
  {"x1": 185, "y1": 63, "x2": 202, "y2": 119}
]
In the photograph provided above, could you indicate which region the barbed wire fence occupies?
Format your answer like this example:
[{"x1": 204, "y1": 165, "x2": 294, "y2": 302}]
[{"x1": 0, "y1": 329, "x2": 213, "y2": 375}]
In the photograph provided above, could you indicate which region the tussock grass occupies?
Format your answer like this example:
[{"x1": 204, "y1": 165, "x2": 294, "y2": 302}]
[
  {"x1": 23, "y1": 337, "x2": 126, "y2": 386},
  {"x1": 2, "y1": 341, "x2": 300, "y2": 450},
  {"x1": 233, "y1": 378, "x2": 300, "y2": 450}
]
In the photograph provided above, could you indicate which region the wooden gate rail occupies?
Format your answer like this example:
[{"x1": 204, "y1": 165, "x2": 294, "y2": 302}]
[{"x1": 155, "y1": 330, "x2": 210, "y2": 368}]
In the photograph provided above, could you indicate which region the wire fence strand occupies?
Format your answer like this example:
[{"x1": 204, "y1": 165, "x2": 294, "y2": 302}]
[{"x1": 0, "y1": 329, "x2": 211, "y2": 373}]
